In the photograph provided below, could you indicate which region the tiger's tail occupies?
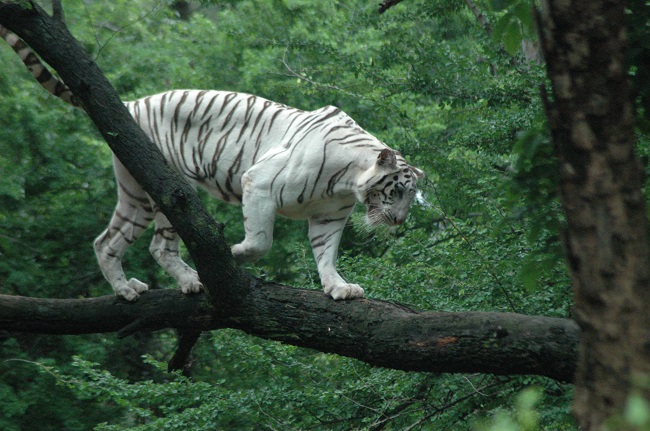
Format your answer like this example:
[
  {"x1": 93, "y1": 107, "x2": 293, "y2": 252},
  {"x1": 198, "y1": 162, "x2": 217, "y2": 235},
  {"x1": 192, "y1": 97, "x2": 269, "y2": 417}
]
[{"x1": 0, "y1": 24, "x2": 83, "y2": 108}]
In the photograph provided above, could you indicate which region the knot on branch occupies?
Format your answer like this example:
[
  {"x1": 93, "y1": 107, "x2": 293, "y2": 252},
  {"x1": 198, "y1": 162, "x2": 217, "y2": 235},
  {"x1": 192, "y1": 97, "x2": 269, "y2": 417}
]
[
  {"x1": 172, "y1": 187, "x2": 189, "y2": 206},
  {"x1": 117, "y1": 317, "x2": 146, "y2": 338}
]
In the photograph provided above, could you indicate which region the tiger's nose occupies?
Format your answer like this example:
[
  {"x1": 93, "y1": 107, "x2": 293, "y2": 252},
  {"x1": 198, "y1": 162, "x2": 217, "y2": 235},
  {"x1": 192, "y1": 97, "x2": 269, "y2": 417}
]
[{"x1": 395, "y1": 216, "x2": 406, "y2": 225}]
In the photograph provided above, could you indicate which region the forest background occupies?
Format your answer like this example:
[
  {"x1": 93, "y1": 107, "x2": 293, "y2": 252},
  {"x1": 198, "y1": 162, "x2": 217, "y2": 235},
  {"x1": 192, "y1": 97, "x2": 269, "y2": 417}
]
[{"x1": 0, "y1": 0, "x2": 646, "y2": 430}]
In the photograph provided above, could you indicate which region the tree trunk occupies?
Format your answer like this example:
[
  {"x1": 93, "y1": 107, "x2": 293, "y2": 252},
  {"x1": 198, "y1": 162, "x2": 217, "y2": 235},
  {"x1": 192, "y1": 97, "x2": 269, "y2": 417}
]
[{"x1": 537, "y1": 0, "x2": 650, "y2": 428}]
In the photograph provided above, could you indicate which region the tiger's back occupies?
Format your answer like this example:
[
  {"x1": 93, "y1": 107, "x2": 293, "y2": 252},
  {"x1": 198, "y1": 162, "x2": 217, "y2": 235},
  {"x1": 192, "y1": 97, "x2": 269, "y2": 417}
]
[
  {"x1": 127, "y1": 90, "x2": 287, "y2": 204},
  {"x1": 128, "y1": 90, "x2": 386, "y2": 219}
]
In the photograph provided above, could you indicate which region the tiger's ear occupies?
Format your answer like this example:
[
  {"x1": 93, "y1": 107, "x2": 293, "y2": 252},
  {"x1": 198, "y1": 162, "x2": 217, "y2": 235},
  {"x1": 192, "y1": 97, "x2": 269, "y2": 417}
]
[
  {"x1": 377, "y1": 149, "x2": 397, "y2": 169},
  {"x1": 410, "y1": 166, "x2": 425, "y2": 179}
]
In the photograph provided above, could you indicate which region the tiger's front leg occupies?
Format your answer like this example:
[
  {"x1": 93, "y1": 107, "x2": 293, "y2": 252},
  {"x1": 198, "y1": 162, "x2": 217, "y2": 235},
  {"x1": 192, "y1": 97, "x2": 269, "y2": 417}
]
[
  {"x1": 308, "y1": 214, "x2": 364, "y2": 300},
  {"x1": 231, "y1": 173, "x2": 277, "y2": 264}
]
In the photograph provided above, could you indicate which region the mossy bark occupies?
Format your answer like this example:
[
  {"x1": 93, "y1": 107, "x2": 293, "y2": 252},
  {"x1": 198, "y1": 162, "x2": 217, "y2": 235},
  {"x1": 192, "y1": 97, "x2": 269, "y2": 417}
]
[{"x1": 538, "y1": 1, "x2": 650, "y2": 428}]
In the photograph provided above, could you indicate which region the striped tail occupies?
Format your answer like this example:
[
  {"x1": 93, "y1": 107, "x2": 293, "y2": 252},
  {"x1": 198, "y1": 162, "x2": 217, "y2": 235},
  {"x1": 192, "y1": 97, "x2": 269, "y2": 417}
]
[{"x1": 0, "y1": 24, "x2": 83, "y2": 108}]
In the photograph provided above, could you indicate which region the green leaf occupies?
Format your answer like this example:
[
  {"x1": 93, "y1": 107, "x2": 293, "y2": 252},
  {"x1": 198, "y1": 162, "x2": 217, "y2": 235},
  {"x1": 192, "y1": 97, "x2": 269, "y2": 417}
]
[
  {"x1": 513, "y1": 2, "x2": 535, "y2": 36},
  {"x1": 520, "y1": 259, "x2": 541, "y2": 291},
  {"x1": 502, "y1": 19, "x2": 523, "y2": 55},
  {"x1": 625, "y1": 393, "x2": 650, "y2": 426}
]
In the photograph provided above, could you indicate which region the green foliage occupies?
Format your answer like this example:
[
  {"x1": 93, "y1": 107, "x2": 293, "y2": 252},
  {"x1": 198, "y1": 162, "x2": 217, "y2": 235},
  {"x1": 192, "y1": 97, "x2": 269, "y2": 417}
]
[
  {"x1": 8, "y1": 0, "x2": 650, "y2": 429},
  {"x1": 620, "y1": 393, "x2": 650, "y2": 429},
  {"x1": 474, "y1": 387, "x2": 559, "y2": 431},
  {"x1": 489, "y1": 0, "x2": 537, "y2": 55}
]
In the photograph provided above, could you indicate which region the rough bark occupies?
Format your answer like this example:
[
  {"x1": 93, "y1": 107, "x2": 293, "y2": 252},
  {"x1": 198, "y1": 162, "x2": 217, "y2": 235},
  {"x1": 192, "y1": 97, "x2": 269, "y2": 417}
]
[
  {"x1": 0, "y1": 2, "x2": 580, "y2": 385},
  {"x1": 537, "y1": 0, "x2": 650, "y2": 428},
  {"x1": 0, "y1": 285, "x2": 580, "y2": 382}
]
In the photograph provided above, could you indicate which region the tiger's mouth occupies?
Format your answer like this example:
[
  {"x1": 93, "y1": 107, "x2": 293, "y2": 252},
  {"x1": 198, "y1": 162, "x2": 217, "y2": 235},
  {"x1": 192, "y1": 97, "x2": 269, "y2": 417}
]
[
  {"x1": 366, "y1": 203, "x2": 379, "y2": 212},
  {"x1": 366, "y1": 204, "x2": 406, "y2": 227},
  {"x1": 365, "y1": 204, "x2": 397, "y2": 227}
]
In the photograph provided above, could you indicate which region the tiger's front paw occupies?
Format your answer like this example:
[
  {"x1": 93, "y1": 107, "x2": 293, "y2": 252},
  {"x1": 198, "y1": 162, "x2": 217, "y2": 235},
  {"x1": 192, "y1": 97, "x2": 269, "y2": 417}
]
[
  {"x1": 326, "y1": 283, "x2": 365, "y2": 300},
  {"x1": 173, "y1": 268, "x2": 203, "y2": 295},
  {"x1": 115, "y1": 278, "x2": 149, "y2": 301},
  {"x1": 180, "y1": 277, "x2": 203, "y2": 294},
  {"x1": 231, "y1": 242, "x2": 268, "y2": 264}
]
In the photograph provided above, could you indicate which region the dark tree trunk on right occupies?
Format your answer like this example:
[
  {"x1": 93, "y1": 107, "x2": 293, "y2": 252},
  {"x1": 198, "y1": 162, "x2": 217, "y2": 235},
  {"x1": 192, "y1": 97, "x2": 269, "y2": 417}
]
[{"x1": 538, "y1": 1, "x2": 650, "y2": 429}]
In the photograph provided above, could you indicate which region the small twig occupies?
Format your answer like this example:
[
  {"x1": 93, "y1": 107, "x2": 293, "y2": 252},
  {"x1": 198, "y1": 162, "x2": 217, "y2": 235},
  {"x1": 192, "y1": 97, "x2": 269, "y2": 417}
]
[
  {"x1": 280, "y1": 49, "x2": 358, "y2": 97},
  {"x1": 378, "y1": 0, "x2": 406, "y2": 14},
  {"x1": 0, "y1": 233, "x2": 43, "y2": 254},
  {"x1": 52, "y1": 0, "x2": 65, "y2": 23},
  {"x1": 462, "y1": 375, "x2": 488, "y2": 396},
  {"x1": 464, "y1": 0, "x2": 492, "y2": 36},
  {"x1": 402, "y1": 379, "x2": 508, "y2": 431},
  {"x1": 167, "y1": 329, "x2": 201, "y2": 375}
]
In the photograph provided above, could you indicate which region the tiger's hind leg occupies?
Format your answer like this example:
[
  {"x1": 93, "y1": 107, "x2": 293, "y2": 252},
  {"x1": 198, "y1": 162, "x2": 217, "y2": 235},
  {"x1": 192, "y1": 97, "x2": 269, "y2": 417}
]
[
  {"x1": 149, "y1": 212, "x2": 203, "y2": 295},
  {"x1": 94, "y1": 159, "x2": 153, "y2": 301}
]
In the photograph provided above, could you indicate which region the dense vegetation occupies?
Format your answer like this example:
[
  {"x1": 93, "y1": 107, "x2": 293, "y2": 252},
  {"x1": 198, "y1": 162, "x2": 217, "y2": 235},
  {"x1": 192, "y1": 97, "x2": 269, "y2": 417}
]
[{"x1": 3, "y1": 0, "x2": 644, "y2": 429}]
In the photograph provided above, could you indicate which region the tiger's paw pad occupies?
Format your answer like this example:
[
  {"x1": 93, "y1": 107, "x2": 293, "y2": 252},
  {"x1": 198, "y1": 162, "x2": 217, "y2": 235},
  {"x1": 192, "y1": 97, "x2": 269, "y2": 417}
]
[{"x1": 327, "y1": 283, "x2": 365, "y2": 300}]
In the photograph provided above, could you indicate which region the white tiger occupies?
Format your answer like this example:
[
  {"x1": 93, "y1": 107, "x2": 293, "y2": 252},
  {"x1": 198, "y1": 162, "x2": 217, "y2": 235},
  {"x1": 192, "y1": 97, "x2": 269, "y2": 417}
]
[{"x1": 1, "y1": 26, "x2": 424, "y2": 301}]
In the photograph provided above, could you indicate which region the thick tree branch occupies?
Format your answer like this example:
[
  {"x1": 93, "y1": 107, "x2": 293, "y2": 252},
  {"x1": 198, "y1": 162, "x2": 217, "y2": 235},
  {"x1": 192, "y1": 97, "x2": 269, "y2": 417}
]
[
  {"x1": 51, "y1": 0, "x2": 64, "y2": 22},
  {"x1": 0, "y1": 285, "x2": 580, "y2": 383},
  {"x1": 168, "y1": 329, "x2": 202, "y2": 374}
]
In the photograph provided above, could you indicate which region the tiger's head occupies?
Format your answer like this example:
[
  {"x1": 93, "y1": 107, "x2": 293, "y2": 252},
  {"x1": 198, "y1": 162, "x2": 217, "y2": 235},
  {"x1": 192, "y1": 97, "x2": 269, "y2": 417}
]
[{"x1": 357, "y1": 149, "x2": 424, "y2": 227}]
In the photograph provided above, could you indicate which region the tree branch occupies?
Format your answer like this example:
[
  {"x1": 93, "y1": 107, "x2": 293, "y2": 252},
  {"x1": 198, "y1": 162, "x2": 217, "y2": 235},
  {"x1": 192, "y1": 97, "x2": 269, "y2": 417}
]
[
  {"x1": 51, "y1": 0, "x2": 65, "y2": 23},
  {"x1": 378, "y1": 0, "x2": 405, "y2": 14},
  {"x1": 464, "y1": 0, "x2": 492, "y2": 36},
  {"x1": 168, "y1": 329, "x2": 202, "y2": 374},
  {"x1": 0, "y1": 284, "x2": 579, "y2": 383}
]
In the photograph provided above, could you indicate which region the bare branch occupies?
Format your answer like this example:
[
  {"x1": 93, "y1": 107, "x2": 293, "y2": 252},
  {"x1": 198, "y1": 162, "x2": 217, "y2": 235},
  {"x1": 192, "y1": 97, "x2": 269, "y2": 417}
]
[
  {"x1": 168, "y1": 330, "x2": 202, "y2": 374},
  {"x1": 378, "y1": 0, "x2": 406, "y2": 14},
  {"x1": 280, "y1": 49, "x2": 358, "y2": 97},
  {"x1": 464, "y1": 0, "x2": 492, "y2": 36},
  {"x1": 52, "y1": 0, "x2": 65, "y2": 23}
]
